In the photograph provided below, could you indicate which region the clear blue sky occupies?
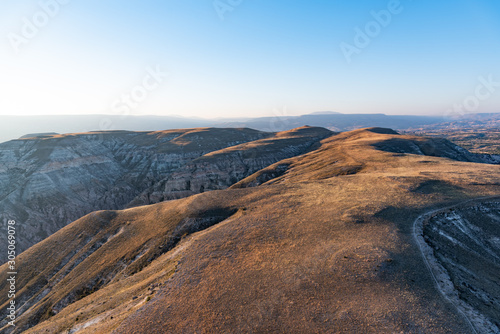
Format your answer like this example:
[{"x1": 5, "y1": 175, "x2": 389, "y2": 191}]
[{"x1": 1, "y1": 0, "x2": 499, "y2": 118}]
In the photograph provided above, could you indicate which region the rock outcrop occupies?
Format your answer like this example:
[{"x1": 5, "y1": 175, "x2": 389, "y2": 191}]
[
  {"x1": 0, "y1": 128, "x2": 273, "y2": 262},
  {"x1": 2, "y1": 127, "x2": 499, "y2": 333},
  {"x1": 128, "y1": 126, "x2": 332, "y2": 206}
]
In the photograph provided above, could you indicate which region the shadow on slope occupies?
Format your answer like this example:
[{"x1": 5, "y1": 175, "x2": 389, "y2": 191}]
[
  {"x1": 128, "y1": 126, "x2": 332, "y2": 206},
  {"x1": 423, "y1": 200, "x2": 500, "y2": 331},
  {"x1": 233, "y1": 127, "x2": 499, "y2": 189},
  {"x1": 2, "y1": 127, "x2": 500, "y2": 333},
  {"x1": 373, "y1": 137, "x2": 500, "y2": 164},
  {"x1": 0, "y1": 193, "x2": 240, "y2": 333},
  {"x1": 0, "y1": 127, "x2": 270, "y2": 263}
]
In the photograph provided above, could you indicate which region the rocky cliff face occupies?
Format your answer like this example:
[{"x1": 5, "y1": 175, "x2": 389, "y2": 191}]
[
  {"x1": 128, "y1": 126, "x2": 332, "y2": 206},
  {"x1": 2, "y1": 128, "x2": 500, "y2": 334},
  {"x1": 0, "y1": 128, "x2": 273, "y2": 262},
  {"x1": 0, "y1": 127, "x2": 497, "y2": 266},
  {"x1": 422, "y1": 200, "x2": 500, "y2": 333},
  {"x1": 373, "y1": 136, "x2": 500, "y2": 163}
]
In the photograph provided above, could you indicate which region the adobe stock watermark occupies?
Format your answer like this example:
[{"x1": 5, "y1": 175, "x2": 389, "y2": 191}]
[
  {"x1": 99, "y1": 65, "x2": 168, "y2": 132},
  {"x1": 7, "y1": 0, "x2": 71, "y2": 55},
  {"x1": 444, "y1": 74, "x2": 500, "y2": 119},
  {"x1": 266, "y1": 106, "x2": 292, "y2": 133},
  {"x1": 213, "y1": 0, "x2": 243, "y2": 21},
  {"x1": 340, "y1": 0, "x2": 409, "y2": 64},
  {"x1": 5, "y1": 220, "x2": 17, "y2": 327}
]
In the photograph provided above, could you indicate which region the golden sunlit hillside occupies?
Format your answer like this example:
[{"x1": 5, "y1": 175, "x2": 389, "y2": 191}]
[{"x1": 1, "y1": 128, "x2": 499, "y2": 333}]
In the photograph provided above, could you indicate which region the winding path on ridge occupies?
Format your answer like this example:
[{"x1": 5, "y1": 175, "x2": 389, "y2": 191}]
[{"x1": 412, "y1": 196, "x2": 500, "y2": 334}]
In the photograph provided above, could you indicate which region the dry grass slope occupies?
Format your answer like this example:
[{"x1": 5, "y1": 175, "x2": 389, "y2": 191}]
[{"x1": 1, "y1": 128, "x2": 499, "y2": 333}]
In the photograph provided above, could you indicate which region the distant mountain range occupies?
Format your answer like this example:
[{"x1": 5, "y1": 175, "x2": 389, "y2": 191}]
[{"x1": 1, "y1": 112, "x2": 498, "y2": 144}]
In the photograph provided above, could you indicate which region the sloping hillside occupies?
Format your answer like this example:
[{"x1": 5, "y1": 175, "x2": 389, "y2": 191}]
[
  {"x1": 129, "y1": 126, "x2": 332, "y2": 206},
  {"x1": 0, "y1": 127, "x2": 330, "y2": 262},
  {"x1": 232, "y1": 127, "x2": 499, "y2": 188},
  {"x1": 1, "y1": 128, "x2": 499, "y2": 333}
]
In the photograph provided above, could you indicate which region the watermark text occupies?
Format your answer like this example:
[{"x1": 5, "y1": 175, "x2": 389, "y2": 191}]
[
  {"x1": 99, "y1": 65, "x2": 168, "y2": 131},
  {"x1": 213, "y1": 0, "x2": 243, "y2": 20},
  {"x1": 445, "y1": 74, "x2": 500, "y2": 119},
  {"x1": 8, "y1": 0, "x2": 71, "y2": 54},
  {"x1": 6, "y1": 220, "x2": 17, "y2": 327},
  {"x1": 340, "y1": 0, "x2": 407, "y2": 64}
]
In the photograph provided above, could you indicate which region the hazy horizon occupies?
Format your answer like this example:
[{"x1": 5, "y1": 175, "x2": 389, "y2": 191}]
[
  {"x1": 1, "y1": 111, "x2": 498, "y2": 145},
  {"x1": 1, "y1": 110, "x2": 500, "y2": 118}
]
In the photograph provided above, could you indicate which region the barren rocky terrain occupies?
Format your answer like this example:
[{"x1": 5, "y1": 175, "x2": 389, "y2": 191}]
[
  {"x1": 405, "y1": 128, "x2": 500, "y2": 155},
  {"x1": 0, "y1": 127, "x2": 330, "y2": 262},
  {"x1": 403, "y1": 113, "x2": 500, "y2": 155},
  {"x1": 0, "y1": 127, "x2": 498, "y2": 333},
  {"x1": 418, "y1": 199, "x2": 500, "y2": 333}
]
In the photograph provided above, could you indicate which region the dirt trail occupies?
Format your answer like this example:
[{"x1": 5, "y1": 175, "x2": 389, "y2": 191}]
[{"x1": 413, "y1": 196, "x2": 500, "y2": 334}]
